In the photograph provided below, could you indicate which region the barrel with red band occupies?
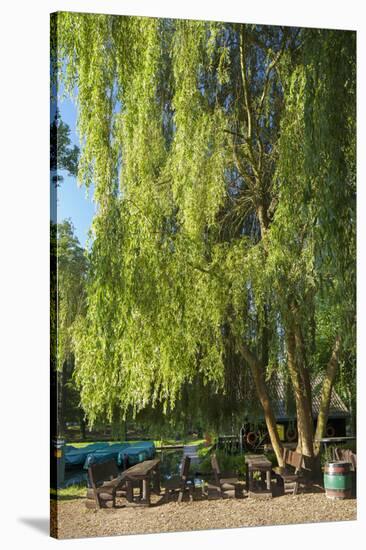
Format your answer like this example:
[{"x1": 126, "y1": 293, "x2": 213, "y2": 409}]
[{"x1": 324, "y1": 461, "x2": 351, "y2": 499}]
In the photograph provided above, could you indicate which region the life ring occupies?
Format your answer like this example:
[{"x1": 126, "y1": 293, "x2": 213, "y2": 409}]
[
  {"x1": 325, "y1": 424, "x2": 336, "y2": 437},
  {"x1": 286, "y1": 425, "x2": 297, "y2": 442},
  {"x1": 246, "y1": 431, "x2": 258, "y2": 446}
]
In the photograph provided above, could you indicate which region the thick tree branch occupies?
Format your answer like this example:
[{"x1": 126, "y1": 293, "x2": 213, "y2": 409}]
[
  {"x1": 224, "y1": 129, "x2": 246, "y2": 140},
  {"x1": 239, "y1": 27, "x2": 253, "y2": 142},
  {"x1": 258, "y1": 31, "x2": 288, "y2": 115},
  {"x1": 238, "y1": 342, "x2": 284, "y2": 465},
  {"x1": 314, "y1": 336, "x2": 342, "y2": 455}
]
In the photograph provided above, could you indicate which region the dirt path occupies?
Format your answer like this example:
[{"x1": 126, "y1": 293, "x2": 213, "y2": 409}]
[{"x1": 51, "y1": 491, "x2": 356, "y2": 539}]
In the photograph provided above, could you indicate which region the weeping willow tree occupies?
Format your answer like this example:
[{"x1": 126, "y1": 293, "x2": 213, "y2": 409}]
[{"x1": 53, "y1": 13, "x2": 356, "y2": 465}]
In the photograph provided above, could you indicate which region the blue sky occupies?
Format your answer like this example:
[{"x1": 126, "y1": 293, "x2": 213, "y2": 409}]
[{"x1": 52, "y1": 97, "x2": 95, "y2": 248}]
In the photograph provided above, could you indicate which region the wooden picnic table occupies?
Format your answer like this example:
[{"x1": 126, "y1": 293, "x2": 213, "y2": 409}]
[
  {"x1": 123, "y1": 458, "x2": 161, "y2": 506},
  {"x1": 245, "y1": 454, "x2": 266, "y2": 462},
  {"x1": 245, "y1": 454, "x2": 272, "y2": 495}
]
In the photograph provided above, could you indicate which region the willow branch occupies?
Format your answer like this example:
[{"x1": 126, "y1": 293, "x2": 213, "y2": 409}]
[
  {"x1": 232, "y1": 143, "x2": 257, "y2": 190},
  {"x1": 224, "y1": 129, "x2": 246, "y2": 140},
  {"x1": 239, "y1": 28, "x2": 253, "y2": 143},
  {"x1": 258, "y1": 37, "x2": 287, "y2": 115}
]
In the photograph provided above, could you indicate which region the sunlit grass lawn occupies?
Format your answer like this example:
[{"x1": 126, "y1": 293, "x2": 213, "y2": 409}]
[
  {"x1": 69, "y1": 438, "x2": 205, "y2": 448},
  {"x1": 51, "y1": 484, "x2": 86, "y2": 501}
]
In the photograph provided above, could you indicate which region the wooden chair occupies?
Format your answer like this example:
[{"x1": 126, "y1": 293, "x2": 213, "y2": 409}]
[
  {"x1": 334, "y1": 448, "x2": 357, "y2": 471},
  {"x1": 87, "y1": 459, "x2": 127, "y2": 509},
  {"x1": 350, "y1": 451, "x2": 357, "y2": 471},
  {"x1": 272, "y1": 449, "x2": 304, "y2": 495},
  {"x1": 209, "y1": 453, "x2": 243, "y2": 498},
  {"x1": 334, "y1": 448, "x2": 357, "y2": 497},
  {"x1": 163, "y1": 456, "x2": 194, "y2": 503}
]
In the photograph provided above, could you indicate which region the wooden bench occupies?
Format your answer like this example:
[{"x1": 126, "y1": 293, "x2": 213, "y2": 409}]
[
  {"x1": 87, "y1": 459, "x2": 127, "y2": 509},
  {"x1": 334, "y1": 448, "x2": 357, "y2": 471},
  {"x1": 163, "y1": 456, "x2": 194, "y2": 503},
  {"x1": 272, "y1": 449, "x2": 304, "y2": 495},
  {"x1": 334, "y1": 448, "x2": 357, "y2": 497},
  {"x1": 210, "y1": 454, "x2": 243, "y2": 499}
]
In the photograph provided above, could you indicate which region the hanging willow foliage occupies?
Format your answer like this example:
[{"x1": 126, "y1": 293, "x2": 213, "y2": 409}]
[{"x1": 53, "y1": 13, "x2": 356, "y2": 437}]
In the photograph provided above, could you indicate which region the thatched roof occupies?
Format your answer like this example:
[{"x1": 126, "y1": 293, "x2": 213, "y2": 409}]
[{"x1": 267, "y1": 374, "x2": 349, "y2": 421}]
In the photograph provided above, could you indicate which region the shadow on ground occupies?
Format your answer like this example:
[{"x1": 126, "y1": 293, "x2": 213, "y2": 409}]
[
  {"x1": 51, "y1": 493, "x2": 86, "y2": 501},
  {"x1": 18, "y1": 517, "x2": 49, "y2": 536}
]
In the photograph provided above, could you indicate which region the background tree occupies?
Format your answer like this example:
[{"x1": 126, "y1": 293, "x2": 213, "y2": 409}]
[
  {"x1": 51, "y1": 219, "x2": 88, "y2": 437},
  {"x1": 50, "y1": 109, "x2": 85, "y2": 436},
  {"x1": 57, "y1": 220, "x2": 88, "y2": 434},
  {"x1": 50, "y1": 104, "x2": 84, "y2": 437},
  {"x1": 50, "y1": 108, "x2": 79, "y2": 185}
]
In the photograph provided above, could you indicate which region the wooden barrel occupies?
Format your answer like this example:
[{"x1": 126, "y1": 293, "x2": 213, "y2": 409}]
[{"x1": 324, "y1": 461, "x2": 351, "y2": 499}]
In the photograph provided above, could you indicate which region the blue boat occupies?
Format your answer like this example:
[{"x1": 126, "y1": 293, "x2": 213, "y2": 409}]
[
  {"x1": 64, "y1": 443, "x2": 109, "y2": 467},
  {"x1": 65, "y1": 440, "x2": 156, "y2": 470},
  {"x1": 83, "y1": 443, "x2": 131, "y2": 469},
  {"x1": 117, "y1": 441, "x2": 156, "y2": 467},
  {"x1": 117, "y1": 448, "x2": 148, "y2": 467},
  {"x1": 132, "y1": 441, "x2": 156, "y2": 458}
]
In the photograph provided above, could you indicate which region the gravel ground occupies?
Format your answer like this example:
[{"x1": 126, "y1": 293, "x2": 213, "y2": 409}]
[{"x1": 51, "y1": 489, "x2": 357, "y2": 539}]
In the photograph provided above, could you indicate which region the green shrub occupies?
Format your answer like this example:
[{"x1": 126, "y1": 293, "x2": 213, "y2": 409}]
[
  {"x1": 198, "y1": 448, "x2": 246, "y2": 478},
  {"x1": 315, "y1": 441, "x2": 356, "y2": 467},
  {"x1": 263, "y1": 451, "x2": 277, "y2": 466},
  {"x1": 197, "y1": 441, "x2": 213, "y2": 458}
]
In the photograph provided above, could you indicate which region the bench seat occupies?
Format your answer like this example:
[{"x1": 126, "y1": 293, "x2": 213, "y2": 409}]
[
  {"x1": 87, "y1": 459, "x2": 127, "y2": 509},
  {"x1": 273, "y1": 450, "x2": 304, "y2": 495}
]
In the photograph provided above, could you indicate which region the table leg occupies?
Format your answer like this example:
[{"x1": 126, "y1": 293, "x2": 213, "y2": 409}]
[
  {"x1": 266, "y1": 469, "x2": 271, "y2": 491},
  {"x1": 261, "y1": 472, "x2": 265, "y2": 488},
  {"x1": 126, "y1": 480, "x2": 133, "y2": 502},
  {"x1": 142, "y1": 478, "x2": 151, "y2": 506},
  {"x1": 153, "y1": 465, "x2": 161, "y2": 495},
  {"x1": 249, "y1": 470, "x2": 254, "y2": 491}
]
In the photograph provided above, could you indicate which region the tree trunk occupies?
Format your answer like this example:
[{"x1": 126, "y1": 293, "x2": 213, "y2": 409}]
[
  {"x1": 293, "y1": 321, "x2": 314, "y2": 453},
  {"x1": 57, "y1": 365, "x2": 64, "y2": 438},
  {"x1": 313, "y1": 337, "x2": 341, "y2": 455},
  {"x1": 286, "y1": 330, "x2": 314, "y2": 457},
  {"x1": 293, "y1": 322, "x2": 313, "y2": 416},
  {"x1": 80, "y1": 417, "x2": 86, "y2": 440},
  {"x1": 258, "y1": 204, "x2": 270, "y2": 237},
  {"x1": 261, "y1": 305, "x2": 270, "y2": 367},
  {"x1": 239, "y1": 343, "x2": 284, "y2": 466}
]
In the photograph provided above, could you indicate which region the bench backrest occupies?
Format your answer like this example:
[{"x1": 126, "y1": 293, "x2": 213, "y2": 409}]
[
  {"x1": 181, "y1": 456, "x2": 191, "y2": 481},
  {"x1": 211, "y1": 454, "x2": 221, "y2": 484},
  {"x1": 351, "y1": 452, "x2": 357, "y2": 470},
  {"x1": 88, "y1": 459, "x2": 119, "y2": 489},
  {"x1": 335, "y1": 448, "x2": 357, "y2": 470},
  {"x1": 283, "y1": 449, "x2": 303, "y2": 472}
]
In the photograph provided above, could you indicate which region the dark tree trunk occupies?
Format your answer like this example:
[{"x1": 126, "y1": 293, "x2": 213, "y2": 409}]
[
  {"x1": 286, "y1": 329, "x2": 314, "y2": 457},
  {"x1": 56, "y1": 366, "x2": 65, "y2": 438},
  {"x1": 314, "y1": 337, "x2": 341, "y2": 455},
  {"x1": 80, "y1": 417, "x2": 86, "y2": 440},
  {"x1": 239, "y1": 343, "x2": 284, "y2": 466}
]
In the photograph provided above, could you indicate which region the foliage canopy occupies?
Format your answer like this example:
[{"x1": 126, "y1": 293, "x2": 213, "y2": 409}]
[{"x1": 53, "y1": 13, "x2": 356, "y2": 443}]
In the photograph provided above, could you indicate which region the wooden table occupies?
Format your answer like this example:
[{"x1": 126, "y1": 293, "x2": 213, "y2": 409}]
[
  {"x1": 245, "y1": 454, "x2": 272, "y2": 496},
  {"x1": 123, "y1": 458, "x2": 161, "y2": 506}
]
